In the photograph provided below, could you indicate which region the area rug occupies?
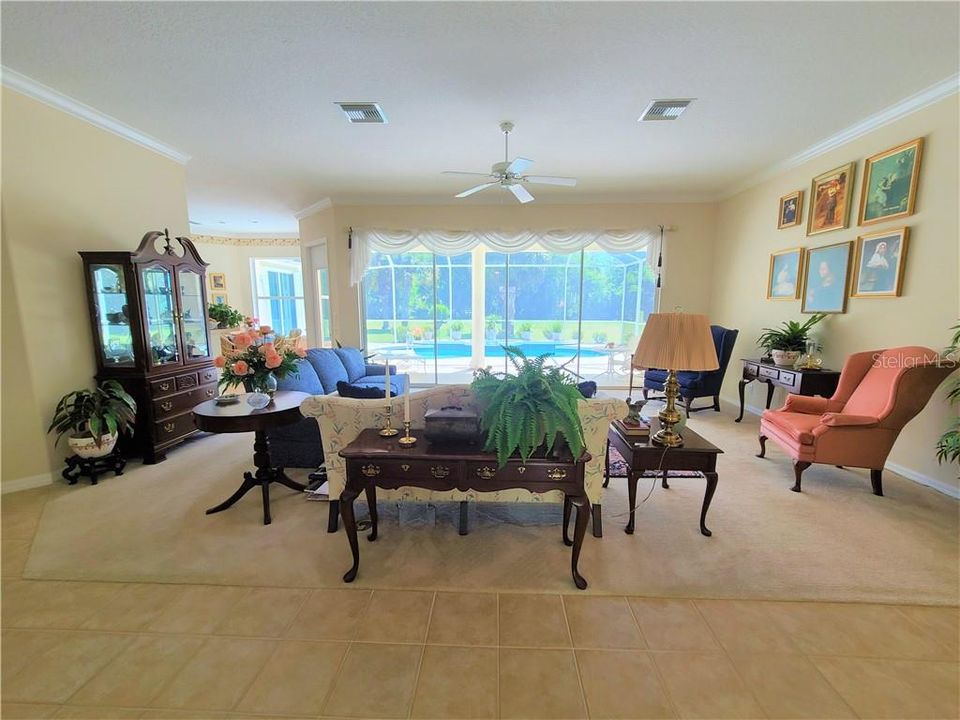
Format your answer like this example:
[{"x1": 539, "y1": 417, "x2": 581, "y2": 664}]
[{"x1": 22, "y1": 410, "x2": 960, "y2": 604}]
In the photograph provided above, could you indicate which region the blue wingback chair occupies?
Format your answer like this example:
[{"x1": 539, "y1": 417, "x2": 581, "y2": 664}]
[
  {"x1": 641, "y1": 325, "x2": 739, "y2": 413},
  {"x1": 266, "y1": 347, "x2": 409, "y2": 471}
]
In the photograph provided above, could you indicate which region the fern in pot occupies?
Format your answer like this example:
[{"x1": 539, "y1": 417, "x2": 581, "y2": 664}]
[
  {"x1": 48, "y1": 380, "x2": 137, "y2": 458},
  {"x1": 471, "y1": 347, "x2": 585, "y2": 467},
  {"x1": 757, "y1": 314, "x2": 826, "y2": 367}
]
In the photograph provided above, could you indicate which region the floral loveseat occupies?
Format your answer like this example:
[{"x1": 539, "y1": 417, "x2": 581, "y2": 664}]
[{"x1": 300, "y1": 384, "x2": 626, "y2": 536}]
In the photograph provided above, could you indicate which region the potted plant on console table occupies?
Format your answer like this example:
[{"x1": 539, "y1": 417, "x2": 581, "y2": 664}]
[
  {"x1": 48, "y1": 380, "x2": 137, "y2": 458},
  {"x1": 757, "y1": 313, "x2": 826, "y2": 367},
  {"x1": 471, "y1": 346, "x2": 585, "y2": 467}
]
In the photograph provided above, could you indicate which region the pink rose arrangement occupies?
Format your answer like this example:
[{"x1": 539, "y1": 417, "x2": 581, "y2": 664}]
[{"x1": 218, "y1": 329, "x2": 301, "y2": 393}]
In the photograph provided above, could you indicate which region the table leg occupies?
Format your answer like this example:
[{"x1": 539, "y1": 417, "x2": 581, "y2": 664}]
[
  {"x1": 700, "y1": 471, "x2": 718, "y2": 537},
  {"x1": 340, "y1": 479, "x2": 363, "y2": 582},
  {"x1": 602, "y1": 438, "x2": 610, "y2": 488},
  {"x1": 625, "y1": 474, "x2": 638, "y2": 534},
  {"x1": 562, "y1": 494, "x2": 573, "y2": 547},
  {"x1": 206, "y1": 472, "x2": 258, "y2": 516},
  {"x1": 275, "y1": 469, "x2": 308, "y2": 493},
  {"x1": 661, "y1": 470, "x2": 670, "y2": 490},
  {"x1": 365, "y1": 484, "x2": 378, "y2": 542},
  {"x1": 765, "y1": 380, "x2": 775, "y2": 410},
  {"x1": 261, "y1": 479, "x2": 271, "y2": 525},
  {"x1": 570, "y1": 495, "x2": 590, "y2": 590},
  {"x1": 736, "y1": 377, "x2": 751, "y2": 422}
]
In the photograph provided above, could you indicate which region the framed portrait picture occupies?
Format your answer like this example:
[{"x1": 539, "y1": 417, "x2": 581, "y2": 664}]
[
  {"x1": 777, "y1": 190, "x2": 803, "y2": 229},
  {"x1": 852, "y1": 227, "x2": 909, "y2": 298},
  {"x1": 807, "y1": 162, "x2": 855, "y2": 236},
  {"x1": 767, "y1": 247, "x2": 804, "y2": 300},
  {"x1": 801, "y1": 240, "x2": 852, "y2": 314},
  {"x1": 209, "y1": 272, "x2": 227, "y2": 290},
  {"x1": 858, "y1": 137, "x2": 923, "y2": 226},
  {"x1": 210, "y1": 292, "x2": 228, "y2": 305}
]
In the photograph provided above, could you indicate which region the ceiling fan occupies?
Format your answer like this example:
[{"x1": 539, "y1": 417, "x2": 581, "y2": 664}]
[{"x1": 442, "y1": 122, "x2": 577, "y2": 204}]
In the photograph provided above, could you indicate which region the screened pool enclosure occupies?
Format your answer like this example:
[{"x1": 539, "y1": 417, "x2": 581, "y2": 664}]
[{"x1": 360, "y1": 236, "x2": 658, "y2": 387}]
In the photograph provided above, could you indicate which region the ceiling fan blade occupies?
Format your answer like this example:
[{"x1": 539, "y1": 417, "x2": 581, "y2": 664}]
[
  {"x1": 455, "y1": 182, "x2": 498, "y2": 198},
  {"x1": 506, "y1": 157, "x2": 534, "y2": 175},
  {"x1": 523, "y1": 175, "x2": 577, "y2": 187},
  {"x1": 443, "y1": 171, "x2": 496, "y2": 177},
  {"x1": 508, "y1": 183, "x2": 535, "y2": 204}
]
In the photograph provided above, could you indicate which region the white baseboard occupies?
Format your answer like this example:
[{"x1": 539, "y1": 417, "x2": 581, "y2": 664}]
[
  {"x1": 2, "y1": 472, "x2": 56, "y2": 494},
  {"x1": 725, "y1": 395, "x2": 960, "y2": 500}
]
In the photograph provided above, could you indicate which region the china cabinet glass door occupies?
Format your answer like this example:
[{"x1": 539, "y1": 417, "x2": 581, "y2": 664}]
[
  {"x1": 140, "y1": 265, "x2": 181, "y2": 367},
  {"x1": 177, "y1": 269, "x2": 210, "y2": 362},
  {"x1": 90, "y1": 264, "x2": 136, "y2": 367}
]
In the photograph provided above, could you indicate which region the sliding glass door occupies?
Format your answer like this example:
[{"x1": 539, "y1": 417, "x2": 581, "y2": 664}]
[{"x1": 362, "y1": 242, "x2": 657, "y2": 387}]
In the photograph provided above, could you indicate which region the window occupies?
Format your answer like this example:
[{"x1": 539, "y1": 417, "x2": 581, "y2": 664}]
[
  {"x1": 316, "y1": 268, "x2": 333, "y2": 347},
  {"x1": 361, "y1": 243, "x2": 657, "y2": 387},
  {"x1": 250, "y1": 257, "x2": 305, "y2": 336}
]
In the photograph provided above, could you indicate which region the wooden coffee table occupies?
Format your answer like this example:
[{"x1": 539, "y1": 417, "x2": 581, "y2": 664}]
[
  {"x1": 605, "y1": 419, "x2": 722, "y2": 537},
  {"x1": 339, "y1": 428, "x2": 593, "y2": 589},
  {"x1": 192, "y1": 390, "x2": 309, "y2": 525}
]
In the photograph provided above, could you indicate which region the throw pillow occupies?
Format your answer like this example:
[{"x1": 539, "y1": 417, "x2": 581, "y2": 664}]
[
  {"x1": 336, "y1": 380, "x2": 397, "y2": 399},
  {"x1": 334, "y1": 347, "x2": 367, "y2": 382}
]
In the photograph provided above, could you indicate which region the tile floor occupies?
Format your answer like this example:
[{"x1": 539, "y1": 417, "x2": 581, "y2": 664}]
[{"x1": 3, "y1": 486, "x2": 959, "y2": 719}]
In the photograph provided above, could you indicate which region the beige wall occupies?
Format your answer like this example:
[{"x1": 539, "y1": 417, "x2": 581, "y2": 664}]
[
  {"x1": 710, "y1": 95, "x2": 959, "y2": 490},
  {"x1": 299, "y1": 202, "x2": 719, "y2": 347},
  {"x1": 192, "y1": 238, "x2": 302, "y2": 321},
  {"x1": 1, "y1": 88, "x2": 190, "y2": 485}
]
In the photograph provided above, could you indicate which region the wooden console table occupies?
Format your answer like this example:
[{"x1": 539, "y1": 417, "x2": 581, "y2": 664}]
[
  {"x1": 736, "y1": 359, "x2": 840, "y2": 422},
  {"x1": 339, "y1": 428, "x2": 593, "y2": 589}
]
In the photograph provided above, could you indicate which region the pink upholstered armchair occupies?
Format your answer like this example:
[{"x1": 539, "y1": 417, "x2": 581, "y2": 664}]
[{"x1": 757, "y1": 347, "x2": 956, "y2": 495}]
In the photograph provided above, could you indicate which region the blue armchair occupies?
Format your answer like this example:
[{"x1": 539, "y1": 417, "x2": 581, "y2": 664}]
[
  {"x1": 266, "y1": 347, "x2": 410, "y2": 472},
  {"x1": 641, "y1": 325, "x2": 739, "y2": 413}
]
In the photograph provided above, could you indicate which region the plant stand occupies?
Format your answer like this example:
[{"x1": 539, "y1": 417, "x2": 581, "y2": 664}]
[{"x1": 61, "y1": 448, "x2": 126, "y2": 485}]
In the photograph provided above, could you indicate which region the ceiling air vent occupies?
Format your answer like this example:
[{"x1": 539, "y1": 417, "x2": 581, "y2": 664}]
[
  {"x1": 336, "y1": 102, "x2": 388, "y2": 124},
  {"x1": 639, "y1": 99, "x2": 694, "y2": 121}
]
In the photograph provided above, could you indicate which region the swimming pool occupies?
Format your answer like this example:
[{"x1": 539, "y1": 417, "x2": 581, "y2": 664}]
[{"x1": 376, "y1": 342, "x2": 606, "y2": 359}]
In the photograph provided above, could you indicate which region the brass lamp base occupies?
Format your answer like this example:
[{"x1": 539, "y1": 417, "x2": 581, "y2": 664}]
[{"x1": 651, "y1": 368, "x2": 684, "y2": 448}]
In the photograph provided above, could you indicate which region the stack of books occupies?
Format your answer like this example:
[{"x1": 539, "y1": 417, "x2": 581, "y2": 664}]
[{"x1": 614, "y1": 417, "x2": 650, "y2": 438}]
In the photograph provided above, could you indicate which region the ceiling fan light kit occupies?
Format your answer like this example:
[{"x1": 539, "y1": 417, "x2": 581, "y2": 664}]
[{"x1": 443, "y1": 121, "x2": 577, "y2": 204}]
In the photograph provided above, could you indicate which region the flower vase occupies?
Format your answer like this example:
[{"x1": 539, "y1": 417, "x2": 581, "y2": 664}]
[{"x1": 243, "y1": 373, "x2": 276, "y2": 409}]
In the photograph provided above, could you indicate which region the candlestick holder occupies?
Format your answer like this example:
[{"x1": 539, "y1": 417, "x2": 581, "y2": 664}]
[
  {"x1": 398, "y1": 421, "x2": 417, "y2": 447},
  {"x1": 379, "y1": 404, "x2": 400, "y2": 437}
]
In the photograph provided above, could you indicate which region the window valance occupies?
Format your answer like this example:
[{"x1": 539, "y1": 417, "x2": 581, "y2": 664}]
[{"x1": 350, "y1": 227, "x2": 660, "y2": 286}]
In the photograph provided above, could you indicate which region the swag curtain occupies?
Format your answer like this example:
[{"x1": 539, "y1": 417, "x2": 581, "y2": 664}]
[{"x1": 350, "y1": 227, "x2": 660, "y2": 286}]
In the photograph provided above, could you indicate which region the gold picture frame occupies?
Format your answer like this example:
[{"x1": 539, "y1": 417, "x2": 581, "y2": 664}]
[
  {"x1": 767, "y1": 247, "x2": 805, "y2": 300},
  {"x1": 852, "y1": 227, "x2": 909, "y2": 298},
  {"x1": 807, "y1": 162, "x2": 855, "y2": 236},
  {"x1": 210, "y1": 292, "x2": 228, "y2": 305},
  {"x1": 777, "y1": 190, "x2": 803, "y2": 229},
  {"x1": 858, "y1": 137, "x2": 923, "y2": 226},
  {"x1": 800, "y1": 240, "x2": 853, "y2": 314},
  {"x1": 209, "y1": 272, "x2": 227, "y2": 290}
]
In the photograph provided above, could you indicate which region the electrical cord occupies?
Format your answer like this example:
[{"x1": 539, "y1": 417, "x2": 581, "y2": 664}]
[{"x1": 607, "y1": 442, "x2": 671, "y2": 519}]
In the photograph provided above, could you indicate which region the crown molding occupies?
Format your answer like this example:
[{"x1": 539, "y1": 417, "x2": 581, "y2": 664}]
[
  {"x1": 1, "y1": 66, "x2": 191, "y2": 164},
  {"x1": 721, "y1": 72, "x2": 960, "y2": 200},
  {"x1": 191, "y1": 234, "x2": 300, "y2": 246},
  {"x1": 294, "y1": 197, "x2": 333, "y2": 219}
]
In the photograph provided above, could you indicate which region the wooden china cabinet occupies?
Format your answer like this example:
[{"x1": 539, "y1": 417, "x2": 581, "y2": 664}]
[{"x1": 80, "y1": 230, "x2": 218, "y2": 463}]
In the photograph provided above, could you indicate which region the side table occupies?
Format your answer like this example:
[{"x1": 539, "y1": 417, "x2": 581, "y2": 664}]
[
  {"x1": 605, "y1": 419, "x2": 722, "y2": 537},
  {"x1": 192, "y1": 390, "x2": 310, "y2": 525},
  {"x1": 736, "y1": 359, "x2": 840, "y2": 422}
]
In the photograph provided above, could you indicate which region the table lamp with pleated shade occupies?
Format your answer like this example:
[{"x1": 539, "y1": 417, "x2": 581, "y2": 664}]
[{"x1": 632, "y1": 313, "x2": 719, "y2": 447}]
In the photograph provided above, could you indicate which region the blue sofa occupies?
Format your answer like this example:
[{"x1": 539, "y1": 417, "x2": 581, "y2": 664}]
[
  {"x1": 642, "y1": 325, "x2": 739, "y2": 413},
  {"x1": 267, "y1": 347, "x2": 410, "y2": 469}
]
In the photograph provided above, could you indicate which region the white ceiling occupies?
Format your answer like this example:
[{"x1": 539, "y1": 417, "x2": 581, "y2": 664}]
[{"x1": 2, "y1": 2, "x2": 957, "y2": 234}]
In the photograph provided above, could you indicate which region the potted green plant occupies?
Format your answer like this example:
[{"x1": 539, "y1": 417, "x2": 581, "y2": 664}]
[
  {"x1": 518, "y1": 321, "x2": 533, "y2": 341},
  {"x1": 48, "y1": 380, "x2": 137, "y2": 458},
  {"x1": 208, "y1": 302, "x2": 244, "y2": 329},
  {"x1": 936, "y1": 322, "x2": 960, "y2": 472},
  {"x1": 485, "y1": 315, "x2": 502, "y2": 342},
  {"x1": 757, "y1": 314, "x2": 826, "y2": 367},
  {"x1": 471, "y1": 347, "x2": 585, "y2": 467},
  {"x1": 450, "y1": 320, "x2": 464, "y2": 341},
  {"x1": 543, "y1": 321, "x2": 564, "y2": 341}
]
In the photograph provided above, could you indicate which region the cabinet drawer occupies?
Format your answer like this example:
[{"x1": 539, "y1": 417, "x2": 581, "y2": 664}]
[
  {"x1": 198, "y1": 367, "x2": 219, "y2": 386},
  {"x1": 743, "y1": 362, "x2": 759, "y2": 378},
  {"x1": 153, "y1": 383, "x2": 217, "y2": 420},
  {"x1": 150, "y1": 376, "x2": 179, "y2": 397},
  {"x1": 349, "y1": 459, "x2": 464, "y2": 486},
  {"x1": 759, "y1": 366, "x2": 779, "y2": 381},
  {"x1": 778, "y1": 370, "x2": 797, "y2": 388},
  {"x1": 176, "y1": 372, "x2": 199, "y2": 390},
  {"x1": 154, "y1": 412, "x2": 197, "y2": 444}
]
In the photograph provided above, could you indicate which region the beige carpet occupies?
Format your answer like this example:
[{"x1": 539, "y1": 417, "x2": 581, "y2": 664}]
[{"x1": 22, "y1": 406, "x2": 959, "y2": 604}]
